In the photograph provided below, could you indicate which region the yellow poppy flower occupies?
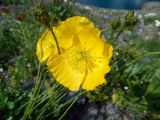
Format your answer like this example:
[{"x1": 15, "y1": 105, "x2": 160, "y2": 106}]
[
  {"x1": 36, "y1": 16, "x2": 113, "y2": 91},
  {"x1": 36, "y1": 16, "x2": 94, "y2": 62}
]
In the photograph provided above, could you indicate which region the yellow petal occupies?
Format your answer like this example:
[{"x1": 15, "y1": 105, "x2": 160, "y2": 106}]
[
  {"x1": 36, "y1": 29, "x2": 58, "y2": 63},
  {"x1": 36, "y1": 28, "x2": 73, "y2": 63},
  {"x1": 47, "y1": 52, "x2": 85, "y2": 91},
  {"x1": 53, "y1": 26, "x2": 74, "y2": 50},
  {"x1": 82, "y1": 59, "x2": 110, "y2": 90},
  {"x1": 77, "y1": 28, "x2": 104, "y2": 57},
  {"x1": 36, "y1": 16, "x2": 94, "y2": 63},
  {"x1": 59, "y1": 16, "x2": 94, "y2": 34},
  {"x1": 104, "y1": 43, "x2": 113, "y2": 60}
]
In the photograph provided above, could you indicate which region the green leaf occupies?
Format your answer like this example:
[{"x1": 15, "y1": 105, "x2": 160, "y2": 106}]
[
  {"x1": 145, "y1": 79, "x2": 160, "y2": 96},
  {"x1": 8, "y1": 102, "x2": 15, "y2": 109}
]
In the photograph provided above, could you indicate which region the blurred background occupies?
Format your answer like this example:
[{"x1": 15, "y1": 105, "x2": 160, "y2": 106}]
[{"x1": 77, "y1": 0, "x2": 160, "y2": 9}]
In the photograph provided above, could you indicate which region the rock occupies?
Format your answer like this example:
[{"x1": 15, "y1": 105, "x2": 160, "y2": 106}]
[
  {"x1": 21, "y1": 77, "x2": 35, "y2": 90},
  {"x1": 79, "y1": 102, "x2": 98, "y2": 120},
  {"x1": 155, "y1": 20, "x2": 160, "y2": 27},
  {"x1": 0, "y1": 68, "x2": 3, "y2": 72},
  {"x1": 77, "y1": 101, "x2": 139, "y2": 120}
]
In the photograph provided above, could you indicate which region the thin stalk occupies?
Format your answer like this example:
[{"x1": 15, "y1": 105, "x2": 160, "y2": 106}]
[
  {"x1": 21, "y1": 64, "x2": 46, "y2": 120},
  {"x1": 116, "y1": 52, "x2": 160, "y2": 73},
  {"x1": 16, "y1": 80, "x2": 60, "y2": 113},
  {"x1": 109, "y1": 30, "x2": 115, "y2": 44},
  {"x1": 115, "y1": 27, "x2": 124, "y2": 40},
  {"x1": 33, "y1": 85, "x2": 65, "y2": 111},
  {"x1": 36, "y1": 90, "x2": 68, "y2": 120},
  {"x1": 126, "y1": 52, "x2": 160, "y2": 67}
]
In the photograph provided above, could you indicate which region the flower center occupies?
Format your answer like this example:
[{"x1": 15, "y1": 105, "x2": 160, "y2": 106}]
[
  {"x1": 65, "y1": 49, "x2": 97, "y2": 73},
  {"x1": 76, "y1": 51, "x2": 87, "y2": 60}
]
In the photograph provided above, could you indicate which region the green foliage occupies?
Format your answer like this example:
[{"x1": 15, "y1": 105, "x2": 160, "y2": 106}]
[
  {"x1": 47, "y1": 0, "x2": 74, "y2": 25},
  {"x1": 86, "y1": 11, "x2": 160, "y2": 119},
  {"x1": 143, "y1": 16, "x2": 160, "y2": 25},
  {"x1": 0, "y1": 17, "x2": 19, "y2": 57},
  {"x1": 0, "y1": 76, "x2": 31, "y2": 120},
  {"x1": 0, "y1": 11, "x2": 38, "y2": 118},
  {"x1": 0, "y1": 1, "x2": 75, "y2": 119}
]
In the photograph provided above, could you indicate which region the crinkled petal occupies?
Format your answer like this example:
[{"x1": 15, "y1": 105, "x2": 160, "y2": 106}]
[
  {"x1": 47, "y1": 52, "x2": 85, "y2": 91},
  {"x1": 59, "y1": 16, "x2": 94, "y2": 34},
  {"x1": 104, "y1": 43, "x2": 113, "y2": 60},
  {"x1": 82, "y1": 59, "x2": 110, "y2": 90},
  {"x1": 77, "y1": 28, "x2": 104, "y2": 57},
  {"x1": 36, "y1": 16, "x2": 95, "y2": 63},
  {"x1": 36, "y1": 29, "x2": 58, "y2": 63}
]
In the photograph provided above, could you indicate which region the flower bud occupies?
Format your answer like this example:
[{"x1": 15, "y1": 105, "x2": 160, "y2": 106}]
[
  {"x1": 125, "y1": 11, "x2": 135, "y2": 19},
  {"x1": 125, "y1": 11, "x2": 138, "y2": 28},
  {"x1": 111, "y1": 16, "x2": 121, "y2": 31},
  {"x1": 32, "y1": 3, "x2": 50, "y2": 26},
  {"x1": 128, "y1": 48, "x2": 141, "y2": 59}
]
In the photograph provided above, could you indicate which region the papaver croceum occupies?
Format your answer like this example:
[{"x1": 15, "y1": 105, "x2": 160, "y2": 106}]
[{"x1": 36, "y1": 16, "x2": 113, "y2": 91}]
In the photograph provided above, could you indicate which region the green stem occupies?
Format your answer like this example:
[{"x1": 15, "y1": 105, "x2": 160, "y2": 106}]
[
  {"x1": 115, "y1": 25, "x2": 125, "y2": 40},
  {"x1": 21, "y1": 64, "x2": 48, "y2": 120},
  {"x1": 126, "y1": 52, "x2": 160, "y2": 67},
  {"x1": 36, "y1": 90, "x2": 67, "y2": 120},
  {"x1": 109, "y1": 30, "x2": 115, "y2": 43},
  {"x1": 16, "y1": 80, "x2": 59, "y2": 113}
]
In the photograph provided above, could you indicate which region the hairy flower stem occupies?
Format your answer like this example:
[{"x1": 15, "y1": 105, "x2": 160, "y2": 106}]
[{"x1": 48, "y1": 26, "x2": 61, "y2": 54}]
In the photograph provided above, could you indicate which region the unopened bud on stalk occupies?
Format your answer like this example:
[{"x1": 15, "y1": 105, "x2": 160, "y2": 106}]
[
  {"x1": 125, "y1": 11, "x2": 138, "y2": 28},
  {"x1": 111, "y1": 16, "x2": 121, "y2": 31},
  {"x1": 126, "y1": 11, "x2": 135, "y2": 19}
]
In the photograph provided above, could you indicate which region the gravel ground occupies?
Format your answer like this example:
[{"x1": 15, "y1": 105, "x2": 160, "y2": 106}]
[{"x1": 77, "y1": 102, "x2": 140, "y2": 120}]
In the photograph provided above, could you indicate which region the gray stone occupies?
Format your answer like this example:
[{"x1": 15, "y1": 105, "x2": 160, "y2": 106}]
[
  {"x1": 80, "y1": 102, "x2": 98, "y2": 120},
  {"x1": 77, "y1": 102, "x2": 139, "y2": 120}
]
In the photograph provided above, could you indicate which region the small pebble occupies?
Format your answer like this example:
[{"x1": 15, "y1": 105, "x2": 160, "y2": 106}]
[
  {"x1": 84, "y1": 6, "x2": 91, "y2": 10},
  {"x1": 115, "y1": 52, "x2": 119, "y2": 56},
  {"x1": 27, "y1": 63, "x2": 31, "y2": 67},
  {"x1": 137, "y1": 14, "x2": 143, "y2": 19},
  {"x1": 0, "y1": 68, "x2": 3, "y2": 72},
  {"x1": 124, "y1": 86, "x2": 128, "y2": 90},
  {"x1": 155, "y1": 20, "x2": 160, "y2": 27}
]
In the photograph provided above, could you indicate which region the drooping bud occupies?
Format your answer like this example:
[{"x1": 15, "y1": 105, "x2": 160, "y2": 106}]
[{"x1": 32, "y1": 3, "x2": 51, "y2": 27}]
